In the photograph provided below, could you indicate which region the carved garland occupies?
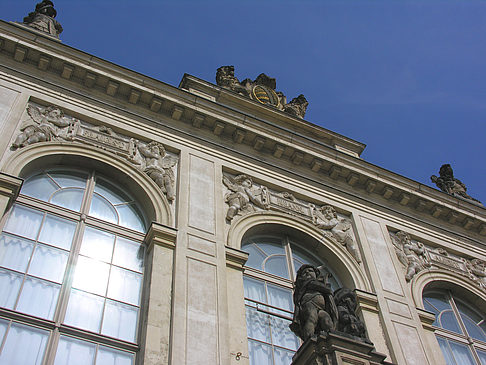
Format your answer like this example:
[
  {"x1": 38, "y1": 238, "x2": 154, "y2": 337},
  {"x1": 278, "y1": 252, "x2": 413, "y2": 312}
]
[
  {"x1": 222, "y1": 172, "x2": 361, "y2": 262},
  {"x1": 11, "y1": 104, "x2": 178, "y2": 202}
]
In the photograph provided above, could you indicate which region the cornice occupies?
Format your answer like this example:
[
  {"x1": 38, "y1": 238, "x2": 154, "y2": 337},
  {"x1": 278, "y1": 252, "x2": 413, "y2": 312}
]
[{"x1": 0, "y1": 21, "x2": 484, "y2": 240}]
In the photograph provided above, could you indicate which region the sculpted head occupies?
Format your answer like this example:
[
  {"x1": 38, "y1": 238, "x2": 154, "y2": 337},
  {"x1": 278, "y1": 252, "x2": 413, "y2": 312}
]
[{"x1": 234, "y1": 174, "x2": 252, "y2": 188}]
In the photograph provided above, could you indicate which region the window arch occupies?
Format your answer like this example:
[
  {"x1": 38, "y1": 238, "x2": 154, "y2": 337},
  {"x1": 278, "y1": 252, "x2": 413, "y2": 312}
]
[
  {"x1": 0, "y1": 167, "x2": 149, "y2": 364},
  {"x1": 242, "y1": 227, "x2": 342, "y2": 365},
  {"x1": 423, "y1": 287, "x2": 486, "y2": 365}
]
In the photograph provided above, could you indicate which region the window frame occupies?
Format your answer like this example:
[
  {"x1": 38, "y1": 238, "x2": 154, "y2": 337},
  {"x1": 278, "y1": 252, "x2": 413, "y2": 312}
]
[
  {"x1": 424, "y1": 289, "x2": 486, "y2": 365},
  {"x1": 242, "y1": 233, "x2": 341, "y2": 365},
  {"x1": 0, "y1": 168, "x2": 148, "y2": 365}
]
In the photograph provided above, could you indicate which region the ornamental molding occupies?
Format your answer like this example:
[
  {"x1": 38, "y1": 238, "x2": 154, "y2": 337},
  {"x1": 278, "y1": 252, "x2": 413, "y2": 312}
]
[
  {"x1": 0, "y1": 24, "x2": 485, "y2": 238},
  {"x1": 223, "y1": 172, "x2": 361, "y2": 262},
  {"x1": 390, "y1": 230, "x2": 486, "y2": 291},
  {"x1": 11, "y1": 103, "x2": 178, "y2": 202}
]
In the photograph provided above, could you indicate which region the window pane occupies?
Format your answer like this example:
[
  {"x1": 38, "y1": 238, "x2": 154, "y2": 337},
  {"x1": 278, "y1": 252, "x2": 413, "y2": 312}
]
[
  {"x1": 117, "y1": 204, "x2": 145, "y2": 232},
  {"x1": 242, "y1": 244, "x2": 267, "y2": 271},
  {"x1": 456, "y1": 302, "x2": 486, "y2": 342},
  {"x1": 267, "y1": 284, "x2": 293, "y2": 313},
  {"x1": 55, "y1": 336, "x2": 96, "y2": 365},
  {"x1": 0, "y1": 268, "x2": 22, "y2": 309},
  {"x1": 448, "y1": 340, "x2": 476, "y2": 365},
  {"x1": 102, "y1": 300, "x2": 138, "y2": 342},
  {"x1": 264, "y1": 255, "x2": 289, "y2": 279},
  {"x1": 258, "y1": 241, "x2": 285, "y2": 256},
  {"x1": 270, "y1": 316, "x2": 299, "y2": 350},
  {"x1": 97, "y1": 346, "x2": 134, "y2": 365},
  {"x1": 244, "y1": 277, "x2": 266, "y2": 304},
  {"x1": 49, "y1": 171, "x2": 87, "y2": 189},
  {"x1": 439, "y1": 310, "x2": 462, "y2": 335},
  {"x1": 21, "y1": 174, "x2": 58, "y2": 201},
  {"x1": 477, "y1": 348, "x2": 486, "y2": 365},
  {"x1": 437, "y1": 337, "x2": 455, "y2": 365},
  {"x1": 107, "y1": 267, "x2": 142, "y2": 306},
  {"x1": 94, "y1": 178, "x2": 128, "y2": 205},
  {"x1": 72, "y1": 256, "x2": 110, "y2": 296},
  {"x1": 0, "y1": 318, "x2": 8, "y2": 342},
  {"x1": 0, "y1": 322, "x2": 48, "y2": 365},
  {"x1": 246, "y1": 307, "x2": 271, "y2": 343},
  {"x1": 80, "y1": 228, "x2": 115, "y2": 263},
  {"x1": 16, "y1": 277, "x2": 60, "y2": 320},
  {"x1": 113, "y1": 238, "x2": 144, "y2": 272},
  {"x1": 28, "y1": 244, "x2": 68, "y2": 283},
  {"x1": 274, "y1": 347, "x2": 295, "y2": 365},
  {"x1": 4, "y1": 205, "x2": 43, "y2": 240},
  {"x1": 90, "y1": 194, "x2": 118, "y2": 224},
  {"x1": 0, "y1": 234, "x2": 34, "y2": 272},
  {"x1": 38, "y1": 215, "x2": 76, "y2": 250},
  {"x1": 64, "y1": 289, "x2": 104, "y2": 333},
  {"x1": 51, "y1": 189, "x2": 84, "y2": 211},
  {"x1": 248, "y1": 339, "x2": 272, "y2": 365}
]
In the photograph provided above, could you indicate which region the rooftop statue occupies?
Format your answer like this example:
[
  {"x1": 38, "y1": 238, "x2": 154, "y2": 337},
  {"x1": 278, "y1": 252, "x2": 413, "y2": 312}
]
[
  {"x1": 216, "y1": 66, "x2": 309, "y2": 119},
  {"x1": 23, "y1": 0, "x2": 63, "y2": 38},
  {"x1": 431, "y1": 164, "x2": 482, "y2": 205}
]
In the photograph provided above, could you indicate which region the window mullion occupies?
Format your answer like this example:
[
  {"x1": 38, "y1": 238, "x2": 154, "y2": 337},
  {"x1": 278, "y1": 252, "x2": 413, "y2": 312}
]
[
  {"x1": 42, "y1": 328, "x2": 61, "y2": 365},
  {"x1": 52, "y1": 220, "x2": 86, "y2": 327},
  {"x1": 80, "y1": 171, "x2": 96, "y2": 216},
  {"x1": 449, "y1": 292, "x2": 470, "y2": 339},
  {"x1": 284, "y1": 236, "x2": 295, "y2": 281}
]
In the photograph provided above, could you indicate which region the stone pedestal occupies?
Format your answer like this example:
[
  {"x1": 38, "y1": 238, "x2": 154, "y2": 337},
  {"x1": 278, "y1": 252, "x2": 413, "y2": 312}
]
[{"x1": 291, "y1": 332, "x2": 394, "y2": 365}]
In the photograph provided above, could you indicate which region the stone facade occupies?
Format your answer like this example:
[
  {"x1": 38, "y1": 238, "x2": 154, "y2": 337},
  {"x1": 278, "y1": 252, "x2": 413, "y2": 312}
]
[{"x1": 0, "y1": 14, "x2": 485, "y2": 365}]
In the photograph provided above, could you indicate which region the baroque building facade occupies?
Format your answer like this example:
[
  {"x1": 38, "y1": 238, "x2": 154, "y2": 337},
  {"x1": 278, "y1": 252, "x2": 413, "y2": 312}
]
[{"x1": 0, "y1": 3, "x2": 485, "y2": 365}]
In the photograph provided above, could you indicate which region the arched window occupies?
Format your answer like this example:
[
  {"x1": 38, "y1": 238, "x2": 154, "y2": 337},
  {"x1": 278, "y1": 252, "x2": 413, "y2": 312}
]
[
  {"x1": 0, "y1": 167, "x2": 148, "y2": 364},
  {"x1": 242, "y1": 233, "x2": 340, "y2": 365},
  {"x1": 423, "y1": 289, "x2": 486, "y2": 365}
]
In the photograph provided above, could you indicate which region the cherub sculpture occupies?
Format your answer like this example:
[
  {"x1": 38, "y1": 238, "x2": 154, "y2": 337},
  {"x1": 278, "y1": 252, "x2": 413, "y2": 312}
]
[
  {"x1": 222, "y1": 174, "x2": 267, "y2": 221},
  {"x1": 290, "y1": 264, "x2": 338, "y2": 342},
  {"x1": 394, "y1": 231, "x2": 429, "y2": 281},
  {"x1": 466, "y1": 258, "x2": 486, "y2": 288},
  {"x1": 313, "y1": 205, "x2": 361, "y2": 263},
  {"x1": 129, "y1": 140, "x2": 177, "y2": 201},
  {"x1": 431, "y1": 164, "x2": 482, "y2": 205},
  {"x1": 334, "y1": 288, "x2": 369, "y2": 342},
  {"x1": 283, "y1": 94, "x2": 309, "y2": 119},
  {"x1": 23, "y1": 0, "x2": 63, "y2": 38},
  {"x1": 12, "y1": 105, "x2": 73, "y2": 150}
]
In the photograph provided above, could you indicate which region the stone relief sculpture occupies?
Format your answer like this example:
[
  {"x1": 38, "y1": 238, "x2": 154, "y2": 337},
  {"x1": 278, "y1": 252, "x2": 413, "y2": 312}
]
[
  {"x1": 11, "y1": 105, "x2": 75, "y2": 149},
  {"x1": 290, "y1": 265, "x2": 338, "y2": 342},
  {"x1": 466, "y1": 259, "x2": 486, "y2": 288},
  {"x1": 216, "y1": 66, "x2": 309, "y2": 119},
  {"x1": 129, "y1": 140, "x2": 177, "y2": 202},
  {"x1": 334, "y1": 288, "x2": 370, "y2": 343},
  {"x1": 313, "y1": 205, "x2": 361, "y2": 263},
  {"x1": 222, "y1": 174, "x2": 267, "y2": 221},
  {"x1": 12, "y1": 103, "x2": 179, "y2": 203},
  {"x1": 22, "y1": 0, "x2": 63, "y2": 38},
  {"x1": 431, "y1": 164, "x2": 482, "y2": 205},
  {"x1": 392, "y1": 231, "x2": 429, "y2": 281}
]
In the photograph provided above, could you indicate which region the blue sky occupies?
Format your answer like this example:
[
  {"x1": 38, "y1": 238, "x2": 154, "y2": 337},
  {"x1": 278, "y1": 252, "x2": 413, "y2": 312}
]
[{"x1": 2, "y1": 0, "x2": 485, "y2": 203}]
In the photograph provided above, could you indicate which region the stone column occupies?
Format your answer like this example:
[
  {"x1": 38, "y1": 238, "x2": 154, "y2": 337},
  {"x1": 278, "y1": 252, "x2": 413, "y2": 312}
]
[
  {"x1": 140, "y1": 222, "x2": 177, "y2": 365},
  {"x1": 0, "y1": 172, "x2": 22, "y2": 216}
]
